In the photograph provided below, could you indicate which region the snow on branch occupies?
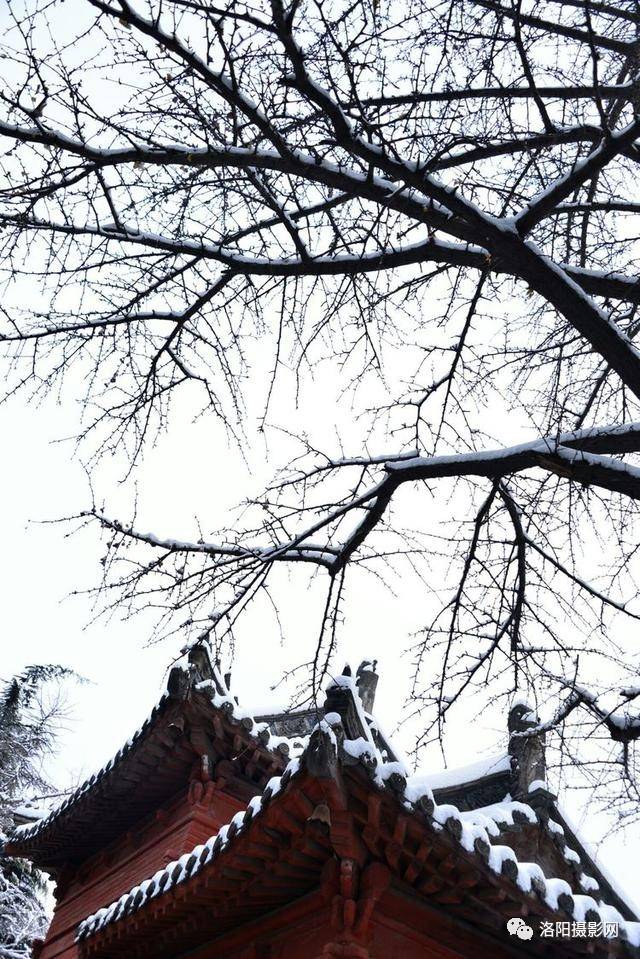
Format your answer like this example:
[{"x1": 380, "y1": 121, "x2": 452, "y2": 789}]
[{"x1": 3, "y1": 0, "x2": 640, "y2": 826}]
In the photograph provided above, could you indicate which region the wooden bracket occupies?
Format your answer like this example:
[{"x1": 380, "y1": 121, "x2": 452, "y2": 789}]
[{"x1": 318, "y1": 859, "x2": 390, "y2": 958}]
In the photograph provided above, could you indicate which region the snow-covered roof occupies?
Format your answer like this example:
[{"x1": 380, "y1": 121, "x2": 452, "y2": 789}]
[
  {"x1": 9, "y1": 691, "x2": 172, "y2": 844},
  {"x1": 10, "y1": 803, "x2": 53, "y2": 825},
  {"x1": 7, "y1": 653, "x2": 311, "y2": 864},
  {"x1": 409, "y1": 752, "x2": 511, "y2": 792},
  {"x1": 75, "y1": 708, "x2": 640, "y2": 955},
  {"x1": 9, "y1": 654, "x2": 639, "y2": 957},
  {"x1": 554, "y1": 802, "x2": 640, "y2": 919},
  {"x1": 77, "y1": 758, "x2": 300, "y2": 941}
]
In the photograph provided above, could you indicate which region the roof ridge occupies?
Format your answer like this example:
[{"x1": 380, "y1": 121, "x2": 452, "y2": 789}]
[
  {"x1": 8, "y1": 649, "x2": 308, "y2": 852},
  {"x1": 74, "y1": 716, "x2": 640, "y2": 954}
]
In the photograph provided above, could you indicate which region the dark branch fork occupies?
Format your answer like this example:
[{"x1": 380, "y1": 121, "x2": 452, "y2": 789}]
[
  {"x1": 89, "y1": 419, "x2": 640, "y2": 566},
  {"x1": 3, "y1": 0, "x2": 640, "y2": 394},
  {"x1": 2, "y1": 0, "x2": 640, "y2": 813}
]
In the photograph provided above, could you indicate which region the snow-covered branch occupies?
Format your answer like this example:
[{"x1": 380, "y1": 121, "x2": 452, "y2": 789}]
[{"x1": 2, "y1": 0, "x2": 640, "y2": 822}]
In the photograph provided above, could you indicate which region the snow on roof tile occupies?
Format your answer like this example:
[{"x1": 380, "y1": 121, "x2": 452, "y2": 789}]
[
  {"x1": 10, "y1": 666, "x2": 310, "y2": 850},
  {"x1": 555, "y1": 802, "x2": 640, "y2": 920},
  {"x1": 459, "y1": 798, "x2": 537, "y2": 836},
  {"x1": 74, "y1": 722, "x2": 640, "y2": 952},
  {"x1": 407, "y1": 752, "x2": 511, "y2": 792},
  {"x1": 76, "y1": 757, "x2": 300, "y2": 942}
]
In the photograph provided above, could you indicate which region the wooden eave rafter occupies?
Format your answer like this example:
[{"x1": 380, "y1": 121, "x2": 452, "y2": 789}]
[
  {"x1": 79, "y1": 769, "x2": 334, "y2": 959},
  {"x1": 6, "y1": 687, "x2": 289, "y2": 870},
  {"x1": 76, "y1": 748, "x2": 638, "y2": 959},
  {"x1": 344, "y1": 766, "x2": 635, "y2": 959}
]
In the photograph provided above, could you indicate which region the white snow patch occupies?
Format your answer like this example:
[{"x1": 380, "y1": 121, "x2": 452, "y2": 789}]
[
  {"x1": 488, "y1": 844, "x2": 517, "y2": 874},
  {"x1": 343, "y1": 737, "x2": 377, "y2": 762},
  {"x1": 579, "y1": 873, "x2": 600, "y2": 893},
  {"x1": 410, "y1": 753, "x2": 510, "y2": 792},
  {"x1": 460, "y1": 799, "x2": 536, "y2": 837},
  {"x1": 515, "y1": 861, "x2": 545, "y2": 893},
  {"x1": 528, "y1": 779, "x2": 547, "y2": 792},
  {"x1": 544, "y1": 877, "x2": 572, "y2": 910}
]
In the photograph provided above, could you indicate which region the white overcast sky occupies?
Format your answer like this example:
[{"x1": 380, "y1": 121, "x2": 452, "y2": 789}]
[
  {"x1": 0, "y1": 0, "x2": 638, "y2": 917},
  {"x1": 1, "y1": 387, "x2": 638, "y2": 910}
]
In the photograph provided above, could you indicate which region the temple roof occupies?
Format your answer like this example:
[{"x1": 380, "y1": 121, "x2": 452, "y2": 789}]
[
  {"x1": 6, "y1": 651, "x2": 308, "y2": 869},
  {"x1": 71, "y1": 678, "x2": 639, "y2": 959},
  {"x1": 415, "y1": 753, "x2": 513, "y2": 810},
  {"x1": 7, "y1": 648, "x2": 639, "y2": 957}
]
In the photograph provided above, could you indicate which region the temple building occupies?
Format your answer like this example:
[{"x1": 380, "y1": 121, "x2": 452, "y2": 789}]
[{"x1": 6, "y1": 647, "x2": 640, "y2": 959}]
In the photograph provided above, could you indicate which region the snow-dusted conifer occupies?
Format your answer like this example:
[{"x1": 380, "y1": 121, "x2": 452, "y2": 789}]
[{"x1": 0, "y1": 667, "x2": 73, "y2": 959}]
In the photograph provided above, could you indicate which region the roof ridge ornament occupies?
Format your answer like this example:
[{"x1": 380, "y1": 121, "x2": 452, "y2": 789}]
[
  {"x1": 355, "y1": 660, "x2": 378, "y2": 713},
  {"x1": 324, "y1": 673, "x2": 369, "y2": 741},
  {"x1": 168, "y1": 643, "x2": 231, "y2": 700},
  {"x1": 508, "y1": 698, "x2": 555, "y2": 808}
]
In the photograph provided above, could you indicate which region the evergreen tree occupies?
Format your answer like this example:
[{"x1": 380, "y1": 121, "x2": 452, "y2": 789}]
[{"x1": 0, "y1": 667, "x2": 73, "y2": 959}]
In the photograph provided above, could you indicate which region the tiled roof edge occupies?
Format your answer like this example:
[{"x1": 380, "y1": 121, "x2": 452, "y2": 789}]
[{"x1": 75, "y1": 717, "x2": 640, "y2": 954}]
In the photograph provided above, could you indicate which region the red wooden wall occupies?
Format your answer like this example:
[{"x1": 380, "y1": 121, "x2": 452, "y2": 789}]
[{"x1": 38, "y1": 786, "x2": 245, "y2": 959}]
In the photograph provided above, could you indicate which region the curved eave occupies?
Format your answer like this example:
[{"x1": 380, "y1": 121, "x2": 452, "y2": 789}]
[
  {"x1": 6, "y1": 684, "x2": 289, "y2": 871},
  {"x1": 5, "y1": 692, "x2": 181, "y2": 869},
  {"x1": 75, "y1": 749, "x2": 640, "y2": 959}
]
